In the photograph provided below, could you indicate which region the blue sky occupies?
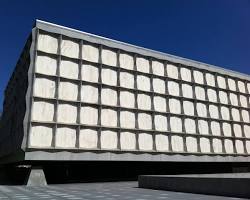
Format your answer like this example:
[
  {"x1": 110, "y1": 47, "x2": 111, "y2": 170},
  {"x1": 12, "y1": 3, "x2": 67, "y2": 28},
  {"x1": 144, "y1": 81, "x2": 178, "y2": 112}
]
[{"x1": 0, "y1": 0, "x2": 249, "y2": 111}]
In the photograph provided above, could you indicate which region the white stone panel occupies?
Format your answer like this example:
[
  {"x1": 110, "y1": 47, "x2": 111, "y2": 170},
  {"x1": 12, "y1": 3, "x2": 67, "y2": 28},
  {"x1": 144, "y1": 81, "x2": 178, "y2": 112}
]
[
  {"x1": 80, "y1": 106, "x2": 98, "y2": 125},
  {"x1": 242, "y1": 110, "x2": 250, "y2": 123},
  {"x1": 221, "y1": 106, "x2": 230, "y2": 120},
  {"x1": 217, "y1": 76, "x2": 226, "y2": 89},
  {"x1": 120, "y1": 72, "x2": 134, "y2": 89},
  {"x1": 180, "y1": 68, "x2": 191, "y2": 82},
  {"x1": 225, "y1": 139, "x2": 234, "y2": 154},
  {"x1": 101, "y1": 109, "x2": 117, "y2": 127},
  {"x1": 56, "y1": 127, "x2": 76, "y2": 148},
  {"x1": 38, "y1": 33, "x2": 58, "y2": 54},
  {"x1": 59, "y1": 82, "x2": 78, "y2": 101},
  {"x1": 120, "y1": 111, "x2": 135, "y2": 128},
  {"x1": 136, "y1": 57, "x2": 150, "y2": 73},
  {"x1": 155, "y1": 134, "x2": 169, "y2": 151},
  {"x1": 223, "y1": 123, "x2": 232, "y2": 137},
  {"x1": 235, "y1": 140, "x2": 244, "y2": 154},
  {"x1": 232, "y1": 108, "x2": 240, "y2": 121},
  {"x1": 101, "y1": 88, "x2": 117, "y2": 106},
  {"x1": 102, "y1": 68, "x2": 117, "y2": 86},
  {"x1": 230, "y1": 93, "x2": 238, "y2": 106},
  {"x1": 120, "y1": 91, "x2": 135, "y2": 108},
  {"x1": 195, "y1": 86, "x2": 206, "y2": 100},
  {"x1": 79, "y1": 129, "x2": 98, "y2": 149},
  {"x1": 32, "y1": 101, "x2": 54, "y2": 122},
  {"x1": 154, "y1": 115, "x2": 168, "y2": 131},
  {"x1": 219, "y1": 91, "x2": 228, "y2": 104},
  {"x1": 168, "y1": 81, "x2": 179, "y2": 96},
  {"x1": 185, "y1": 118, "x2": 196, "y2": 134},
  {"x1": 228, "y1": 78, "x2": 236, "y2": 91},
  {"x1": 138, "y1": 113, "x2": 152, "y2": 130},
  {"x1": 198, "y1": 120, "x2": 209, "y2": 135},
  {"x1": 57, "y1": 104, "x2": 77, "y2": 124},
  {"x1": 137, "y1": 93, "x2": 151, "y2": 110},
  {"x1": 193, "y1": 71, "x2": 204, "y2": 84},
  {"x1": 169, "y1": 98, "x2": 181, "y2": 114},
  {"x1": 209, "y1": 105, "x2": 219, "y2": 119},
  {"x1": 206, "y1": 73, "x2": 215, "y2": 87},
  {"x1": 81, "y1": 85, "x2": 98, "y2": 103},
  {"x1": 81, "y1": 64, "x2": 99, "y2": 83},
  {"x1": 247, "y1": 83, "x2": 250, "y2": 94},
  {"x1": 247, "y1": 141, "x2": 250, "y2": 154},
  {"x1": 34, "y1": 77, "x2": 55, "y2": 98},
  {"x1": 207, "y1": 89, "x2": 217, "y2": 102},
  {"x1": 102, "y1": 49, "x2": 117, "y2": 67},
  {"x1": 36, "y1": 55, "x2": 57, "y2": 76},
  {"x1": 152, "y1": 61, "x2": 164, "y2": 76},
  {"x1": 30, "y1": 126, "x2": 53, "y2": 147},
  {"x1": 244, "y1": 125, "x2": 250, "y2": 138},
  {"x1": 171, "y1": 136, "x2": 184, "y2": 152},
  {"x1": 82, "y1": 44, "x2": 99, "y2": 63},
  {"x1": 197, "y1": 103, "x2": 207, "y2": 117},
  {"x1": 234, "y1": 124, "x2": 242, "y2": 137},
  {"x1": 182, "y1": 84, "x2": 193, "y2": 98},
  {"x1": 167, "y1": 64, "x2": 178, "y2": 79},
  {"x1": 137, "y1": 75, "x2": 150, "y2": 91},
  {"x1": 183, "y1": 101, "x2": 194, "y2": 116},
  {"x1": 61, "y1": 39, "x2": 79, "y2": 58},
  {"x1": 170, "y1": 117, "x2": 182, "y2": 132},
  {"x1": 238, "y1": 81, "x2": 246, "y2": 93},
  {"x1": 120, "y1": 132, "x2": 136, "y2": 150},
  {"x1": 120, "y1": 53, "x2": 134, "y2": 70},
  {"x1": 60, "y1": 60, "x2": 79, "y2": 79},
  {"x1": 154, "y1": 96, "x2": 166, "y2": 112},
  {"x1": 211, "y1": 121, "x2": 221, "y2": 136},
  {"x1": 186, "y1": 137, "x2": 198, "y2": 153},
  {"x1": 240, "y1": 95, "x2": 248, "y2": 107},
  {"x1": 200, "y1": 137, "x2": 211, "y2": 153},
  {"x1": 153, "y1": 78, "x2": 165, "y2": 94},
  {"x1": 101, "y1": 130, "x2": 117, "y2": 149},
  {"x1": 139, "y1": 133, "x2": 153, "y2": 150},
  {"x1": 213, "y1": 139, "x2": 223, "y2": 153}
]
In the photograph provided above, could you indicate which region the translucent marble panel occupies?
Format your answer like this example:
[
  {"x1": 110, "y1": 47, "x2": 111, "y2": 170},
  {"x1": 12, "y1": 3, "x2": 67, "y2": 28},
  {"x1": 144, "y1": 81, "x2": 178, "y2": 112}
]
[
  {"x1": 240, "y1": 95, "x2": 248, "y2": 107},
  {"x1": 217, "y1": 76, "x2": 226, "y2": 89},
  {"x1": 36, "y1": 55, "x2": 57, "y2": 76},
  {"x1": 59, "y1": 82, "x2": 78, "y2": 101},
  {"x1": 81, "y1": 64, "x2": 99, "y2": 83},
  {"x1": 171, "y1": 136, "x2": 184, "y2": 152},
  {"x1": 120, "y1": 53, "x2": 134, "y2": 70},
  {"x1": 228, "y1": 78, "x2": 236, "y2": 91},
  {"x1": 120, "y1": 91, "x2": 135, "y2": 108},
  {"x1": 30, "y1": 125, "x2": 53, "y2": 147},
  {"x1": 207, "y1": 89, "x2": 217, "y2": 102},
  {"x1": 139, "y1": 133, "x2": 153, "y2": 150},
  {"x1": 154, "y1": 115, "x2": 168, "y2": 131},
  {"x1": 102, "y1": 49, "x2": 117, "y2": 67},
  {"x1": 247, "y1": 83, "x2": 250, "y2": 94},
  {"x1": 101, "y1": 88, "x2": 117, "y2": 106},
  {"x1": 170, "y1": 117, "x2": 182, "y2": 132},
  {"x1": 180, "y1": 68, "x2": 191, "y2": 82},
  {"x1": 183, "y1": 101, "x2": 194, "y2": 116},
  {"x1": 230, "y1": 93, "x2": 238, "y2": 106},
  {"x1": 238, "y1": 81, "x2": 246, "y2": 93},
  {"x1": 154, "y1": 96, "x2": 166, "y2": 112},
  {"x1": 120, "y1": 132, "x2": 136, "y2": 150},
  {"x1": 206, "y1": 73, "x2": 215, "y2": 87},
  {"x1": 101, "y1": 130, "x2": 117, "y2": 149},
  {"x1": 34, "y1": 77, "x2": 55, "y2": 98},
  {"x1": 60, "y1": 60, "x2": 79, "y2": 79},
  {"x1": 182, "y1": 84, "x2": 193, "y2": 98},
  {"x1": 223, "y1": 123, "x2": 232, "y2": 137},
  {"x1": 120, "y1": 111, "x2": 135, "y2": 129},
  {"x1": 213, "y1": 139, "x2": 223, "y2": 153},
  {"x1": 244, "y1": 125, "x2": 250, "y2": 138},
  {"x1": 32, "y1": 101, "x2": 54, "y2": 122},
  {"x1": 169, "y1": 98, "x2": 181, "y2": 114},
  {"x1": 102, "y1": 68, "x2": 117, "y2": 86},
  {"x1": 81, "y1": 85, "x2": 98, "y2": 103},
  {"x1": 137, "y1": 93, "x2": 151, "y2": 110},
  {"x1": 79, "y1": 129, "x2": 98, "y2": 149},
  {"x1": 219, "y1": 91, "x2": 228, "y2": 104},
  {"x1": 233, "y1": 124, "x2": 242, "y2": 137},
  {"x1": 247, "y1": 141, "x2": 250, "y2": 154},
  {"x1": 38, "y1": 33, "x2": 58, "y2": 54},
  {"x1": 136, "y1": 57, "x2": 150, "y2": 73},
  {"x1": 80, "y1": 106, "x2": 98, "y2": 125},
  {"x1": 186, "y1": 137, "x2": 198, "y2": 153},
  {"x1": 155, "y1": 134, "x2": 169, "y2": 151},
  {"x1": 101, "y1": 109, "x2": 117, "y2": 127},
  {"x1": 197, "y1": 103, "x2": 207, "y2": 117},
  {"x1": 221, "y1": 106, "x2": 230, "y2": 120},
  {"x1": 137, "y1": 75, "x2": 150, "y2": 91},
  {"x1": 193, "y1": 70, "x2": 204, "y2": 84},
  {"x1": 61, "y1": 39, "x2": 79, "y2": 58},
  {"x1": 138, "y1": 113, "x2": 152, "y2": 130},
  {"x1": 168, "y1": 81, "x2": 179, "y2": 96},
  {"x1": 120, "y1": 72, "x2": 134, "y2": 89},
  {"x1": 200, "y1": 137, "x2": 211, "y2": 153},
  {"x1": 185, "y1": 118, "x2": 196, "y2": 134},
  {"x1": 195, "y1": 86, "x2": 206, "y2": 100},
  {"x1": 153, "y1": 78, "x2": 165, "y2": 94},
  {"x1": 56, "y1": 127, "x2": 76, "y2": 148},
  {"x1": 235, "y1": 140, "x2": 244, "y2": 154},
  {"x1": 57, "y1": 104, "x2": 77, "y2": 124},
  {"x1": 211, "y1": 121, "x2": 221, "y2": 136},
  {"x1": 198, "y1": 120, "x2": 209, "y2": 135},
  {"x1": 167, "y1": 64, "x2": 178, "y2": 79},
  {"x1": 242, "y1": 110, "x2": 250, "y2": 123},
  {"x1": 209, "y1": 105, "x2": 219, "y2": 119},
  {"x1": 225, "y1": 139, "x2": 234, "y2": 154},
  {"x1": 82, "y1": 44, "x2": 99, "y2": 63},
  {"x1": 152, "y1": 61, "x2": 164, "y2": 76},
  {"x1": 232, "y1": 108, "x2": 240, "y2": 121}
]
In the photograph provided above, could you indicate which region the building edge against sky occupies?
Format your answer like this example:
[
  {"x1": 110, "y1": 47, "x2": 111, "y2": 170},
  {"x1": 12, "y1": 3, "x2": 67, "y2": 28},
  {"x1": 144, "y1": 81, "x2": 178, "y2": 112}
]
[{"x1": 0, "y1": 19, "x2": 250, "y2": 163}]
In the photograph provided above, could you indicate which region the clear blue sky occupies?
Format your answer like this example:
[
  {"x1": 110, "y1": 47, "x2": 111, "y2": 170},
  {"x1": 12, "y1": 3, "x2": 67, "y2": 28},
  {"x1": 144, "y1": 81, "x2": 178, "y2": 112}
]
[{"x1": 0, "y1": 0, "x2": 249, "y2": 111}]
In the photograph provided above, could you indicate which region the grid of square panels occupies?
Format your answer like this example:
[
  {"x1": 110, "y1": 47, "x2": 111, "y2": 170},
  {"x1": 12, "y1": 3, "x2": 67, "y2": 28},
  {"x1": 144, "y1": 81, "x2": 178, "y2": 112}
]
[{"x1": 28, "y1": 30, "x2": 250, "y2": 155}]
